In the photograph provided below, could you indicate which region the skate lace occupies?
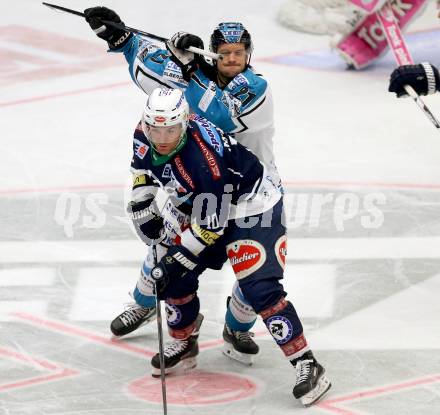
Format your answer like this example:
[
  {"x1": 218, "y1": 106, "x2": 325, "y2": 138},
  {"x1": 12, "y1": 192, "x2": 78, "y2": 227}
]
[
  {"x1": 164, "y1": 340, "x2": 188, "y2": 358},
  {"x1": 120, "y1": 305, "x2": 150, "y2": 326},
  {"x1": 296, "y1": 359, "x2": 314, "y2": 384},
  {"x1": 234, "y1": 331, "x2": 255, "y2": 343}
]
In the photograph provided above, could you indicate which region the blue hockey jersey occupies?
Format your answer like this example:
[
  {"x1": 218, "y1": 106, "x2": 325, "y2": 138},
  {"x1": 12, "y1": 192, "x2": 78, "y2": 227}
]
[{"x1": 130, "y1": 115, "x2": 281, "y2": 257}]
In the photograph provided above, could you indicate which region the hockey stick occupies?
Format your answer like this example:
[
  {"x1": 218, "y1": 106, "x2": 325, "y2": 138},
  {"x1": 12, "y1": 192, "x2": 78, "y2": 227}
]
[
  {"x1": 376, "y1": 3, "x2": 440, "y2": 129},
  {"x1": 42, "y1": 2, "x2": 221, "y2": 60},
  {"x1": 152, "y1": 245, "x2": 168, "y2": 415}
]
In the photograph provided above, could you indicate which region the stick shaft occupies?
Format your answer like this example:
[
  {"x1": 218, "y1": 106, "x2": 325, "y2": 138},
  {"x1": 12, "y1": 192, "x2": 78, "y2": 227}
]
[
  {"x1": 152, "y1": 246, "x2": 167, "y2": 415},
  {"x1": 42, "y1": 2, "x2": 85, "y2": 16},
  {"x1": 42, "y1": 2, "x2": 220, "y2": 59}
]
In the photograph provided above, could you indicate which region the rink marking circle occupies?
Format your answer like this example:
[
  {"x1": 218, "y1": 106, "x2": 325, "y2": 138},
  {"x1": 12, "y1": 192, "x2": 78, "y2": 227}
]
[{"x1": 127, "y1": 370, "x2": 260, "y2": 405}]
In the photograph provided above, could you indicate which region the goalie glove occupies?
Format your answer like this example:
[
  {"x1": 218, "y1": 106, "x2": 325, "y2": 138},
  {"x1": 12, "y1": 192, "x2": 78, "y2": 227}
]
[
  {"x1": 84, "y1": 6, "x2": 132, "y2": 50},
  {"x1": 166, "y1": 32, "x2": 204, "y2": 81},
  {"x1": 389, "y1": 63, "x2": 440, "y2": 98}
]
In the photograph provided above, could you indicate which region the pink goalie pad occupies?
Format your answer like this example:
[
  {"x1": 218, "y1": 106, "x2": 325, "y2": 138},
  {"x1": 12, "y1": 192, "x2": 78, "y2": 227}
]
[
  {"x1": 335, "y1": 0, "x2": 428, "y2": 69},
  {"x1": 349, "y1": 0, "x2": 386, "y2": 13}
]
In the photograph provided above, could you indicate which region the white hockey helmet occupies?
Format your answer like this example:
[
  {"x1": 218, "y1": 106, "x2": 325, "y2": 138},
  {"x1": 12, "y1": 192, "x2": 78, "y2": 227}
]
[{"x1": 142, "y1": 87, "x2": 189, "y2": 135}]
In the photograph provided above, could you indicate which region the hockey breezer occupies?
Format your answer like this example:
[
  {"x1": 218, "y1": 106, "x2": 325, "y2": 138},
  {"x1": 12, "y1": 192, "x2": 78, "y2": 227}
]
[{"x1": 41, "y1": 2, "x2": 220, "y2": 60}]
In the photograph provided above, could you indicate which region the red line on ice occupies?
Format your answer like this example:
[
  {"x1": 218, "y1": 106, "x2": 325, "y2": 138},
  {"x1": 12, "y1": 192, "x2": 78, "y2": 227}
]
[
  {"x1": 316, "y1": 373, "x2": 440, "y2": 414},
  {"x1": 12, "y1": 312, "x2": 156, "y2": 358},
  {"x1": 0, "y1": 346, "x2": 80, "y2": 392},
  {"x1": 0, "y1": 81, "x2": 131, "y2": 108}
]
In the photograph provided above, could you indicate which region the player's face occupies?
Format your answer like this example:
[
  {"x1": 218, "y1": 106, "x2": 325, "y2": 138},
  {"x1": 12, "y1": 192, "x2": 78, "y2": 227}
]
[
  {"x1": 217, "y1": 43, "x2": 248, "y2": 78},
  {"x1": 147, "y1": 124, "x2": 182, "y2": 155}
]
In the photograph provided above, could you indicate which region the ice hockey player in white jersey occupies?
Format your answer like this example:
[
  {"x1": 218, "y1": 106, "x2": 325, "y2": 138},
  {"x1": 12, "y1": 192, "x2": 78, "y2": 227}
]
[{"x1": 84, "y1": 6, "x2": 281, "y2": 365}]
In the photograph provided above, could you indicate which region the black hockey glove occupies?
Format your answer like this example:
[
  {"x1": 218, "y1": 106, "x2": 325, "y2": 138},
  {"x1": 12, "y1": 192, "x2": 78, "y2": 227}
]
[
  {"x1": 84, "y1": 6, "x2": 132, "y2": 50},
  {"x1": 150, "y1": 245, "x2": 198, "y2": 297},
  {"x1": 127, "y1": 199, "x2": 164, "y2": 245},
  {"x1": 166, "y1": 32, "x2": 204, "y2": 81},
  {"x1": 389, "y1": 63, "x2": 440, "y2": 97}
]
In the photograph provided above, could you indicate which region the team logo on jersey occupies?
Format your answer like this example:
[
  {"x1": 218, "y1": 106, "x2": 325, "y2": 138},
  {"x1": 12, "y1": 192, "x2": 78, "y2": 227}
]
[
  {"x1": 133, "y1": 138, "x2": 149, "y2": 159},
  {"x1": 165, "y1": 304, "x2": 182, "y2": 326},
  {"x1": 226, "y1": 240, "x2": 266, "y2": 280},
  {"x1": 275, "y1": 235, "x2": 287, "y2": 269},
  {"x1": 266, "y1": 316, "x2": 293, "y2": 345}
]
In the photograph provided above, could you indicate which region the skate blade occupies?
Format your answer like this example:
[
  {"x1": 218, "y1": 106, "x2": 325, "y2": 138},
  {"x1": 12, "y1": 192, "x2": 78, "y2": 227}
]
[
  {"x1": 300, "y1": 375, "x2": 331, "y2": 407},
  {"x1": 151, "y1": 356, "x2": 197, "y2": 378},
  {"x1": 222, "y1": 343, "x2": 255, "y2": 366}
]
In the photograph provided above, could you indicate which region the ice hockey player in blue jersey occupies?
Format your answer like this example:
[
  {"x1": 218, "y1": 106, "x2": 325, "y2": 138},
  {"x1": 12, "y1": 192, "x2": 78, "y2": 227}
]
[
  {"x1": 84, "y1": 6, "x2": 279, "y2": 365},
  {"x1": 128, "y1": 87, "x2": 331, "y2": 407}
]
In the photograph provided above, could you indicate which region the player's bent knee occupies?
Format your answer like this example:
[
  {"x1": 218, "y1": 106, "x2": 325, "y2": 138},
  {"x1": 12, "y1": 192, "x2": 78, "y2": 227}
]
[{"x1": 238, "y1": 277, "x2": 286, "y2": 314}]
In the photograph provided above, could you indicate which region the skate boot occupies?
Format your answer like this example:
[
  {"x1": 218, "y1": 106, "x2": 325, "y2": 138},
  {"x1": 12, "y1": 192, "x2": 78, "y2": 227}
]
[
  {"x1": 151, "y1": 313, "x2": 203, "y2": 377},
  {"x1": 110, "y1": 302, "x2": 156, "y2": 336},
  {"x1": 222, "y1": 323, "x2": 259, "y2": 365},
  {"x1": 292, "y1": 351, "x2": 331, "y2": 407}
]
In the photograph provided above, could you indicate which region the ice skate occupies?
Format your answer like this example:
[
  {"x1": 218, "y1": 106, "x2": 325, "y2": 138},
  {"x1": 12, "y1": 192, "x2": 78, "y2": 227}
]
[
  {"x1": 222, "y1": 323, "x2": 259, "y2": 365},
  {"x1": 151, "y1": 313, "x2": 203, "y2": 377},
  {"x1": 292, "y1": 351, "x2": 331, "y2": 407},
  {"x1": 110, "y1": 302, "x2": 156, "y2": 336}
]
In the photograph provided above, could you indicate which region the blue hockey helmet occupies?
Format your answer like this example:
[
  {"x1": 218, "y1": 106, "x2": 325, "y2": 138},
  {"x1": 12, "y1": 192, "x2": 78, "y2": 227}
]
[{"x1": 210, "y1": 22, "x2": 253, "y2": 53}]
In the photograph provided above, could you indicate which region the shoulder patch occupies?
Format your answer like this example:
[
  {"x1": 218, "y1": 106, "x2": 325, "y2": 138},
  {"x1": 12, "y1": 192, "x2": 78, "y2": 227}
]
[{"x1": 133, "y1": 138, "x2": 149, "y2": 160}]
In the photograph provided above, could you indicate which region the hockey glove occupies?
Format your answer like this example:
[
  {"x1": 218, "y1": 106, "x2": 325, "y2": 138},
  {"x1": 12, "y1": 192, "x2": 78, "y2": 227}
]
[
  {"x1": 166, "y1": 32, "x2": 204, "y2": 81},
  {"x1": 84, "y1": 6, "x2": 132, "y2": 50},
  {"x1": 127, "y1": 199, "x2": 164, "y2": 245},
  {"x1": 150, "y1": 245, "x2": 198, "y2": 297},
  {"x1": 389, "y1": 63, "x2": 440, "y2": 98}
]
